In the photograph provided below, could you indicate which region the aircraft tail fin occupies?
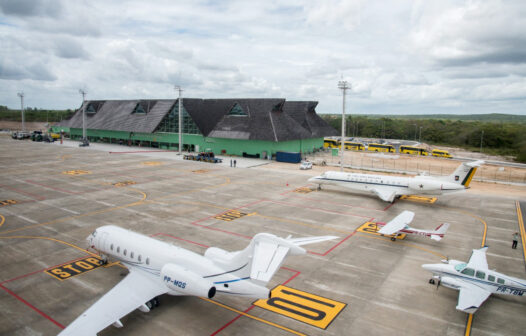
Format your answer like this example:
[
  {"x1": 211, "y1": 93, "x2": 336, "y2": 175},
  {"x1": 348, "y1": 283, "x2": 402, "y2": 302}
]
[
  {"x1": 442, "y1": 160, "x2": 483, "y2": 187},
  {"x1": 430, "y1": 223, "x2": 450, "y2": 241},
  {"x1": 204, "y1": 233, "x2": 336, "y2": 285}
]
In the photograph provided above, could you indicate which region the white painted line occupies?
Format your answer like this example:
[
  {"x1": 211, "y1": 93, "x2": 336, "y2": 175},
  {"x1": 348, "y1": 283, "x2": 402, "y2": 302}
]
[{"x1": 17, "y1": 215, "x2": 38, "y2": 224}]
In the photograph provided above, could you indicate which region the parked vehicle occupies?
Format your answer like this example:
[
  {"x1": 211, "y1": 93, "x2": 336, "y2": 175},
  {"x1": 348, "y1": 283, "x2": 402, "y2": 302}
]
[
  {"x1": 16, "y1": 131, "x2": 31, "y2": 140},
  {"x1": 432, "y1": 149, "x2": 452, "y2": 158},
  {"x1": 276, "y1": 151, "x2": 301, "y2": 163},
  {"x1": 300, "y1": 161, "x2": 313, "y2": 170},
  {"x1": 184, "y1": 152, "x2": 222, "y2": 163}
]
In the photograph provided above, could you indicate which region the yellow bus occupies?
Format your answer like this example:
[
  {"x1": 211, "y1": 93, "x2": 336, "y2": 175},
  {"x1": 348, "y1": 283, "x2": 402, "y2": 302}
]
[
  {"x1": 367, "y1": 143, "x2": 395, "y2": 153},
  {"x1": 324, "y1": 138, "x2": 340, "y2": 148},
  {"x1": 432, "y1": 149, "x2": 452, "y2": 158},
  {"x1": 399, "y1": 145, "x2": 428, "y2": 156},
  {"x1": 343, "y1": 141, "x2": 364, "y2": 151}
]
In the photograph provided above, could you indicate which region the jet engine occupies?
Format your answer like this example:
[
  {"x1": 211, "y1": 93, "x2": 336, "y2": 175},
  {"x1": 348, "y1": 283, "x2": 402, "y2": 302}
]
[
  {"x1": 407, "y1": 179, "x2": 443, "y2": 191},
  {"x1": 161, "y1": 264, "x2": 216, "y2": 299}
]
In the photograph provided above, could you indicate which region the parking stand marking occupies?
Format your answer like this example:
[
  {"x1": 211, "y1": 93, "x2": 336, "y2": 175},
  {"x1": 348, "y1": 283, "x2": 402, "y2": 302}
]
[
  {"x1": 254, "y1": 285, "x2": 346, "y2": 329},
  {"x1": 215, "y1": 210, "x2": 255, "y2": 222},
  {"x1": 293, "y1": 187, "x2": 313, "y2": 194},
  {"x1": 399, "y1": 195, "x2": 437, "y2": 204},
  {"x1": 357, "y1": 221, "x2": 407, "y2": 240},
  {"x1": 113, "y1": 180, "x2": 136, "y2": 187},
  {"x1": 45, "y1": 257, "x2": 105, "y2": 280},
  {"x1": 62, "y1": 170, "x2": 91, "y2": 175},
  {"x1": 0, "y1": 200, "x2": 17, "y2": 207},
  {"x1": 142, "y1": 161, "x2": 163, "y2": 166}
]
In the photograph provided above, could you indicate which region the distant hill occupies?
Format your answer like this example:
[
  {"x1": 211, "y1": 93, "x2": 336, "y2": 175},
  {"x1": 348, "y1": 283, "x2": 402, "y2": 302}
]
[{"x1": 335, "y1": 113, "x2": 526, "y2": 123}]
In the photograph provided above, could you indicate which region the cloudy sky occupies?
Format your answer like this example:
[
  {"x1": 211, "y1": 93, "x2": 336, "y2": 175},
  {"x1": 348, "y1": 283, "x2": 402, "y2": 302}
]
[{"x1": 1, "y1": 0, "x2": 525, "y2": 114}]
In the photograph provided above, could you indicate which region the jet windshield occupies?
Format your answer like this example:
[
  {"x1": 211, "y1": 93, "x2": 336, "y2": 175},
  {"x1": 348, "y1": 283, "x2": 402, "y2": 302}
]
[{"x1": 454, "y1": 263, "x2": 467, "y2": 272}]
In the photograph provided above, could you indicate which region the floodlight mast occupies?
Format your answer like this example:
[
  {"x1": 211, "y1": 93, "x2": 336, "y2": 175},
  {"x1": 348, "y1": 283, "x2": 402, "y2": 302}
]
[
  {"x1": 79, "y1": 89, "x2": 88, "y2": 146},
  {"x1": 175, "y1": 86, "x2": 183, "y2": 155},
  {"x1": 17, "y1": 92, "x2": 25, "y2": 132},
  {"x1": 338, "y1": 80, "x2": 350, "y2": 172}
]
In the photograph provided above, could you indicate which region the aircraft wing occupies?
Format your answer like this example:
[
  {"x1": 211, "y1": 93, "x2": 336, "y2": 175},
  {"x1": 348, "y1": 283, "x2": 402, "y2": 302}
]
[
  {"x1": 456, "y1": 282, "x2": 492, "y2": 313},
  {"x1": 59, "y1": 267, "x2": 168, "y2": 336},
  {"x1": 378, "y1": 211, "x2": 415, "y2": 235},
  {"x1": 371, "y1": 187, "x2": 397, "y2": 203},
  {"x1": 466, "y1": 247, "x2": 489, "y2": 270}
]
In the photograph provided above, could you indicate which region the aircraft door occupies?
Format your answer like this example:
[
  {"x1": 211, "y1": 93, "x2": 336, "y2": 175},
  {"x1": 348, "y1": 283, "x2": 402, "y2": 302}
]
[{"x1": 99, "y1": 232, "x2": 109, "y2": 251}]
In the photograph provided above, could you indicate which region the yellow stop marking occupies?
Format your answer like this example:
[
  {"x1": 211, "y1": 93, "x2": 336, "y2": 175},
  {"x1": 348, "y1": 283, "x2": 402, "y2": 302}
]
[
  {"x1": 254, "y1": 285, "x2": 346, "y2": 329},
  {"x1": 399, "y1": 195, "x2": 437, "y2": 204},
  {"x1": 62, "y1": 170, "x2": 91, "y2": 175},
  {"x1": 357, "y1": 221, "x2": 406, "y2": 240},
  {"x1": 294, "y1": 187, "x2": 313, "y2": 194},
  {"x1": 113, "y1": 181, "x2": 136, "y2": 187},
  {"x1": 142, "y1": 161, "x2": 162, "y2": 166}
]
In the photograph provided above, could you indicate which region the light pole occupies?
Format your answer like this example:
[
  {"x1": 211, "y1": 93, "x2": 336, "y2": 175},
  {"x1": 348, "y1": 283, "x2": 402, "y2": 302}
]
[
  {"x1": 480, "y1": 130, "x2": 484, "y2": 153},
  {"x1": 17, "y1": 92, "x2": 25, "y2": 132},
  {"x1": 419, "y1": 126, "x2": 423, "y2": 143},
  {"x1": 413, "y1": 124, "x2": 417, "y2": 141},
  {"x1": 79, "y1": 89, "x2": 89, "y2": 146},
  {"x1": 338, "y1": 80, "x2": 350, "y2": 171},
  {"x1": 175, "y1": 86, "x2": 183, "y2": 155}
]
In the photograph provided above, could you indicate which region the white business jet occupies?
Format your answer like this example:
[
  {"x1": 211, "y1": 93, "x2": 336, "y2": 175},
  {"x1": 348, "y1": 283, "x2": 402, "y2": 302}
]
[
  {"x1": 308, "y1": 160, "x2": 483, "y2": 203},
  {"x1": 58, "y1": 225, "x2": 336, "y2": 335},
  {"x1": 376, "y1": 210, "x2": 449, "y2": 241},
  {"x1": 422, "y1": 247, "x2": 526, "y2": 313}
]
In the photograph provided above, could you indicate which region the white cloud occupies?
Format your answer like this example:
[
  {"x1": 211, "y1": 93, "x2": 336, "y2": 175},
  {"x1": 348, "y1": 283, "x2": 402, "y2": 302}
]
[{"x1": 0, "y1": 0, "x2": 525, "y2": 115}]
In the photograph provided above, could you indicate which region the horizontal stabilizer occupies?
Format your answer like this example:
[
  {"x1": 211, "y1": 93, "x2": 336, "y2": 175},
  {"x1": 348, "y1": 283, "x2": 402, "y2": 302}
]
[
  {"x1": 378, "y1": 211, "x2": 415, "y2": 235},
  {"x1": 249, "y1": 233, "x2": 337, "y2": 284},
  {"x1": 286, "y1": 235, "x2": 339, "y2": 246},
  {"x1": 430, "y1": 235, "x2": 442, "y2": 242}
]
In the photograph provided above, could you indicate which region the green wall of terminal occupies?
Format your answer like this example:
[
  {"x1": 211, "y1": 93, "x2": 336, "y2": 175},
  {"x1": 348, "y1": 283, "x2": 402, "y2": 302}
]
[{"x1": 51, "y1": 126, "x2": 323, "y2": 158}]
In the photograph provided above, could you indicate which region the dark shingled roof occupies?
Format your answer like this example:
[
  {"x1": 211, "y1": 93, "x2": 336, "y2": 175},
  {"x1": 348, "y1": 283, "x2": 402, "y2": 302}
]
[
  {"x1": 59, "y1": 98, "x2": 337, "y2": 141},
  {"x1": 283, "y1": 101, "x2": 339, "y2": 137}
]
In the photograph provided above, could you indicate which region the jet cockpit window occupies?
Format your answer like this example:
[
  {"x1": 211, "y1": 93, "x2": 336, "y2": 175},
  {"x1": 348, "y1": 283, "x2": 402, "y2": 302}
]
[
  {"x1": 475, "y1": 271, "x2": 485, "y2": 279},
  {"x1": 461, "y1": 267, "x2": 475, "y2": 276},
  {"x1": 454, "y1": 263, "x2": 467, "y2": 272}
]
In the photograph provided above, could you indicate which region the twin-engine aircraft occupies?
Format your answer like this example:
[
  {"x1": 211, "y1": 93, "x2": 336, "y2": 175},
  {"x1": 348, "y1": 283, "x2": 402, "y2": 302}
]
[
  {"x1": 309, "y1": 160, "x2": 483, "y2": 203},
  {"x1": 376, "y1": 210, "x2": 450, "y2": 241},
  {"x1": 59, "y1": 226, "x2": 336, "y2": 335},
  {"x1": 422, "y1": 247, "x2": 526, "y2": 313}
]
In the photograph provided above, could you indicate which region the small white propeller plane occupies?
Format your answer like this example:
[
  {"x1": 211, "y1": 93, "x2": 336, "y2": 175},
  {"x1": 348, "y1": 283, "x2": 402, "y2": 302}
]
[
  {"x1": 308, "y1": 160, "x2": 483, "y2": 203},
  {"x1": 376, "y1": 210, "x2": 450, "y2": 241},
  {"x1": 59, "y1": 225, "x2": 337, "y2": 335},
  {"x1": 422, "y1": 247, "x2": 526, "y2": 313}
]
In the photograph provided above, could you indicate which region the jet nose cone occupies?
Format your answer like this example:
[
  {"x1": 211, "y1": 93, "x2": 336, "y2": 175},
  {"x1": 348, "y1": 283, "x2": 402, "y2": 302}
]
[{"x1": 421, "y1": 264, "x2": 434, "y2": 271}]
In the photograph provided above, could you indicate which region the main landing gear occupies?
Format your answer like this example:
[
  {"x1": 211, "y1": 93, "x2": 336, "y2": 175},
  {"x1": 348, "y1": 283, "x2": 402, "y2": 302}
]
[{"x1": 146, "y1": 297, "x2": 160, "y2": 310}]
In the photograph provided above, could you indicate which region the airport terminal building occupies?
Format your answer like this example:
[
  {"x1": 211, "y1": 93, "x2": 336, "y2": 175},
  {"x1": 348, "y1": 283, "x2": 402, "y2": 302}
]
[{"x1": 53, "y1": 98, "x2": 337, "y2": 158}]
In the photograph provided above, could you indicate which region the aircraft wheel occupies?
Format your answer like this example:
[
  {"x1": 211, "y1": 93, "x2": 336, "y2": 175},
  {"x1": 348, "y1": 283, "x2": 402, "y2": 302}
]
[
  {"x1": 146, "y1": 300, "x2": 154, "y2": 310},
  {"x1": 429, "y1": 279, "x2": 435, "y2": 285},
  {"x1": 153, "y1": 297, "x2": 160, "y2": 307},
  {"x1": 390, "y1": 237, "x2": 396, "y2": 241}
]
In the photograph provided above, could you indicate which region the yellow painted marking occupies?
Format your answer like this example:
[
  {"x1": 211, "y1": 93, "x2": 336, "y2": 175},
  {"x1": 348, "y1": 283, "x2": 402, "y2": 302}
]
[
  {"x1": 356, "y1": 233, "x2": 447, "y2": 259},
  {"x1": 254, "y1": 285, "x2": 346, "y2": 329},
  {"x1": 45, "y1": 256, "x2": 107, "y2": 281},
  {"x1": 0, "y1": 214, "x2": 4, "y2": 228},
  {"x1": 62, "y1": 170, "x2": 91, "y2": 175},
  {"x1": 0, "y1": 235, "x2": 100, "y2": 257},
  {"x1": 293, "y1": 187, "x2": 313, "y2": 194},
  {"x1": 465, "y1": 313, "x2": 473, "y2": 336},
  {"x1": 399, "y1": 195, "x2": 437, "y2": 204},
  {"x1": 0, "y1": 200, "x2": 17, "y2": 207},
  {"x1": 215, "y1": 210, "x2": 255, "y2": 221},
  {"x1": 60, "y1": 154, "x2": 71, "y2": 161},
  {"x1": 113, "y1": 180, "x2": 136, "y2": 187},
  {"x1": 142, "y1": 161, "x2": 162, "y2": 166},
  {"x1": 192, "y1": 169, "x2": 209, "y2": 174},
  {"x1": 255, "y1": 213, "x2": 352, "y2": 234},
  {"x1": 516, "y1": 201, "x2": 526, "y2": 266},
  {"x1": 200, "y1": 298, "x2": 306, "y2": 336},
  {"x1": 356, "y1": 222, "x2": 407, "y2": 240},
  {"x1": 463, "y1": 167, "x2": 478, "y2": 188}
]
